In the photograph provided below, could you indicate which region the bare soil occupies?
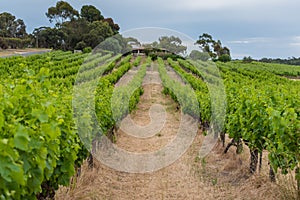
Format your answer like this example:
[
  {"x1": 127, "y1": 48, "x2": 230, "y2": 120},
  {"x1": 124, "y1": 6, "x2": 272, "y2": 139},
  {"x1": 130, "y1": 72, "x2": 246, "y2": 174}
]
[
  {"x1": 115, "y1": 65, "x2": 140, "y2": 87},
  {"x1": 165, "y1": 65, "x2": 186, "y2": 84},
  {"x1": 55, "y1": 63, "x2": 290, "y2": 200}
]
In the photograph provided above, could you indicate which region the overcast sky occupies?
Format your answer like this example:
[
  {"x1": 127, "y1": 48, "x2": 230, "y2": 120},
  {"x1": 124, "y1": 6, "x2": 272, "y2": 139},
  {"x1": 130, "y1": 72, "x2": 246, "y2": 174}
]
[{"x1": 1, "y1": 0, "x2": 300, "y2": 59}]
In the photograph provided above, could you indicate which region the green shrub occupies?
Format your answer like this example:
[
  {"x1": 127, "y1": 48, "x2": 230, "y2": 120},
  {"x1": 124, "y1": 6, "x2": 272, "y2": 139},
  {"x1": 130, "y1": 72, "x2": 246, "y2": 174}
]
[
  {"x1": 83, "y1": 47, "x2": 92, "y2": 53},
  {"x1": 0, "y1": 38, "x2": 8, "y2": 49},
  {"x1": 218, "y1": 54, "x2": 231, "y2": 62},
  {"x1": 75, "y1": 41, "x2": 87, "y2": 50}
]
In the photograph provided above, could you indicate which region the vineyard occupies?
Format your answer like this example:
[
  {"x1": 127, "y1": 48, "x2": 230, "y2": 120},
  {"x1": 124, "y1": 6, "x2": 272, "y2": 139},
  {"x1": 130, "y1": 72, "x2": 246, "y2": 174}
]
[{"x1": 0, "y1": 50, "x2": 300, "y2": 199}]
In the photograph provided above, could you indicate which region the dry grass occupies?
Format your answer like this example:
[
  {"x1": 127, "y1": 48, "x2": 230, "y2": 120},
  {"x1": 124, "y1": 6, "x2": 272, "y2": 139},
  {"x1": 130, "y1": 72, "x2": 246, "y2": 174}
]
[
  {"x1": 276, "y1": 170, "x2": 299, "y2": 200},
  {"x1": 196, "y1": 135, "x2": 299, "y2": 200},
  {"x1": 56, "y1": 136, "x2": 298, "y2": 200}
]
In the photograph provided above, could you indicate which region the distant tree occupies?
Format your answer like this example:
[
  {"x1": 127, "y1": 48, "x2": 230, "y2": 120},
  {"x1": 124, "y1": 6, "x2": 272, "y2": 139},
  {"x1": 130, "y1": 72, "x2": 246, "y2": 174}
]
[
  {"x1": 60, "y1": 19, "x2": 115, "y2": 50},
  {"x1": 61, "y1": 18, "x2": 90, "y2": 49},
  {"x1": 32, "y1": 26, "x2": 48, "y2": 48},
  {"x1": 33, "y1": 27, "x2": 65, "y2": 49},
  {"x1": 189, "y1": 50, "x2": 210, "y2": 61},
  {"x1": 220, "y1": 46, "x2": 230, "y2": 56},
  {"x1": 103, "y1": 18, "x2": 120, "y2": 34},
  {"x1": 40, "y1": 2, "x2": 120, "y2": 50},
  {"x1": 125, "y1": 37, "x2": 141, "y2": 48},
  {"x1": 0, "y1": 12, "x2": 27, "y2": 38},
  {"x1": 159, "y1": 36, "x2": 187, "y2": 54},
  {"x1": 196, "y1": 33, "x2": 215, "y2": 58},
  {"x1": 14, "y1": 19, "x2": 27, "y2": 38},
  {"x1": 259, "y1": 57, "x2": 300, "y2": 65},
  {"x1": 0, "y1": 12, "x2": 15, "y2": 37},
  {"x1": 213, "y1": 40, "x2": 222, "y2": 57},
  {"x1": 83, "y1": 21, "x2": 114, "y2": 48},
  {"x1": 141, "y1": 36, "x2": 187, "y2": 55},
  {"x1": 113, "y1": 35, "x2": 141, "y2": 53},
  {"x1": 46, "y1": 1, "x2": 79, "y2": 26},
  {"x1": 142, "y1": 43, "x2": 153, "y2": 49},
  {"x1": 243, "y1": 56, "x2": 254, "y2": 63},
  {"x1": 196, "y1": 33, "x2": 231, "y2": 61},
  {"x1": 151, "y1": 41, "x2": 159, "y2": 48},
  {"x1": 81, "y1": 5, "x2": 104, "y2": 22},
  {"x1": 218, "y1": 54, "x2": 231, "y2": 62}
]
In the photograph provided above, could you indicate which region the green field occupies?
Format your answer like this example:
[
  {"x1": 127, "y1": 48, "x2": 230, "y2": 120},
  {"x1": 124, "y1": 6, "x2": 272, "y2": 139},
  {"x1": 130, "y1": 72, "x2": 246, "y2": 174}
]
[{"x1": 0, "y1": 51, "x2": 299, "y2": 199}]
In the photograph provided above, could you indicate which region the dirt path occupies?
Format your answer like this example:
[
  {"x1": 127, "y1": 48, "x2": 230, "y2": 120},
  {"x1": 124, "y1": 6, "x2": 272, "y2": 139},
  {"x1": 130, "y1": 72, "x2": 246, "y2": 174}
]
[
  {"x1": 56, "y1": 62, "x2": 287, "y2": 200},
  {"x1": 165, "y1": 65, "x2": 186, "y2": 84},
  {"x1": 0, "y1": 48, "x2": 51, "y2": 57},
  {"x1": 115, "y1": 65, "x2": 140, "y2": 87}
]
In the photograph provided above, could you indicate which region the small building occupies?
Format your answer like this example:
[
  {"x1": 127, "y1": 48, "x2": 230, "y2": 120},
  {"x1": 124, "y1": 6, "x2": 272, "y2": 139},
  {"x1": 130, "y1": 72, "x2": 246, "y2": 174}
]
[
  {"x1": 131, "y1": 47, "x2": 174, "y2": 57},
  {"x1": 132, "y1": 47, "x2": 146, "y2": 56}
]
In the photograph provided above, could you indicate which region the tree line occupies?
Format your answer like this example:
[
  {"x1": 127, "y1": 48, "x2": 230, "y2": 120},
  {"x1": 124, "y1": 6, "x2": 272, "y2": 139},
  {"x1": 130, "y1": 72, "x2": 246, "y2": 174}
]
[
  {"x1": 0, "y1": 12, "x2": 28, "y2": 49},
  {"x1": 0, "y1": 1, "x2": 231, "y2": 62},
  {"x1": 259, "y1": 57, "x2": 300, "y2": 66},
  {"x1": 35, "y1": 2, "x2": 121, "y2": 51},
  {"x1": 0, "y1": 1, "x2": 120, "y2": 51}
]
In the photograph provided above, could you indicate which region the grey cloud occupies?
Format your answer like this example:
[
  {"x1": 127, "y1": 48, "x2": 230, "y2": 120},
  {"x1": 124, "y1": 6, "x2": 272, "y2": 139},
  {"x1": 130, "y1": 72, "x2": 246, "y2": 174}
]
[{"x1": 1, "y1": 0, "x2": 299, "y2": 58}]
